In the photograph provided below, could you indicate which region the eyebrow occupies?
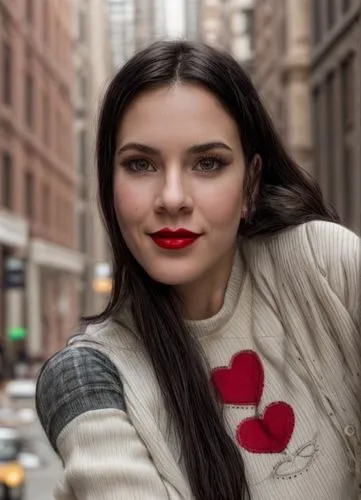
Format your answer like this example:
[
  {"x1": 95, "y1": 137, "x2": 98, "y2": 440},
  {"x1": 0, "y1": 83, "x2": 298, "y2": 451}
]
[{"x1": 115, "y1": 141, "x2": 232, "y2": 156}]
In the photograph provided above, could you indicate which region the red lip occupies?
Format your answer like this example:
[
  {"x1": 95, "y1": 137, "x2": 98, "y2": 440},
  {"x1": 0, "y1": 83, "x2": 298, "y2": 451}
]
[{"x1": 150, "y1": 228, "x2": 200, "y2": 250}]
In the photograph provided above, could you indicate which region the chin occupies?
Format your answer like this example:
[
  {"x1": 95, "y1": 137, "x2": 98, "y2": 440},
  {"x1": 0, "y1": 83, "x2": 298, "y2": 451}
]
[{"x1": 143, "y1": 263, "x2": 201, "y2": 287}]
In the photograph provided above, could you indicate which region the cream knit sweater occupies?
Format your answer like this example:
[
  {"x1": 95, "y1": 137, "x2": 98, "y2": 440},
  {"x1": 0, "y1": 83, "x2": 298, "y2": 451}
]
[{"x1": 36, "y1": 221, "x2": 361, "y2": 499}]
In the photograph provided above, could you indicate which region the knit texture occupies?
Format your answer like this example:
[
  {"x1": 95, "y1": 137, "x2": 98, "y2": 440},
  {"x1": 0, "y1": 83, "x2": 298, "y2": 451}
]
[{"x1": 36, "y1": 221, "x2": 361, "y2": 499}]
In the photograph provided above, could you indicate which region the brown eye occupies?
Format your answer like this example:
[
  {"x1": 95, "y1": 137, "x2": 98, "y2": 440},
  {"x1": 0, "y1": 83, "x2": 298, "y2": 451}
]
[
  {"x1": 194, "y1": 155, "x2": 226, "y2": 173},
  {"x1": 125, "y1": 158, "x2": 155, "y2": 172}
]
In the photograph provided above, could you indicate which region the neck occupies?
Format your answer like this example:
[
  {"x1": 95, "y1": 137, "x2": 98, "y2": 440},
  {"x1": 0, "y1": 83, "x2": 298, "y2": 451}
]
[{"x1": 175, "y1": 246, "x2": 237, "y2": 320}]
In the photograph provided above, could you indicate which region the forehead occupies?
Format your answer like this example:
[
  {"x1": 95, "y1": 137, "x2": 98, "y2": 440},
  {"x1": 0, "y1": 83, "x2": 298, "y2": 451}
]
[{"x1": 116, "y1": 83, "x2": 240, "y2": 148}]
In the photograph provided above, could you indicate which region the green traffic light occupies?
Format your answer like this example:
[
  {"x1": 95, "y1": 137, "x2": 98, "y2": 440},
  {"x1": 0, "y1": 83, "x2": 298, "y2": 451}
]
[{"x1": 8, "y1": 327, "x2": 27, "y2": 341}]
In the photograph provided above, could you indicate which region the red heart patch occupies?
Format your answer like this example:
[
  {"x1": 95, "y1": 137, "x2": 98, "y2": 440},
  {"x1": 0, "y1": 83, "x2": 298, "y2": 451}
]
[
  {"x1": 211, "y1": 350, "x2": 264, "y2": 406},
  {"x1": 237, "y1": 402, "x2": 295, "y2": 453}
]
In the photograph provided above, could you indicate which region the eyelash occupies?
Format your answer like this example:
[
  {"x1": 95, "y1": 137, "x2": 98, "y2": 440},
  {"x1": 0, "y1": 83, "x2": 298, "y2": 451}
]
[
  {"x1": 121, "y1": 154, "x2": 228, "y2": 175},
  {"x1": 195, "y1": 154, "x2": 228, "y2": 173}
]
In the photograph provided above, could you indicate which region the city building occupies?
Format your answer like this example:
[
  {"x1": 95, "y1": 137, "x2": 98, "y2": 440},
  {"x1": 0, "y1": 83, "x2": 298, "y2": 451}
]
[
  {"x1": 133, "y1": 0, "x2": 166, "y2": 51},
  {"x1": 108, "y1": 0, "x2": 167, "y2": 69},
  {"x1": 226, "y1": 0, "x2": 254, "y2": 72},
  {"x1": 201, "y1": 0, "x2": 228, "y2": 47},
  {"x1": 74, "y1": 0, "x2": 114, "y2": 319},
  {"x1": 253, "y1": 0, "x2": 313, "y2": 170},
  {"x1": 108, "y1": 0, "x2": 135, "y2": 69},
  {"x1": 310, "y1": 0, "x2": 361, "y2": 232},
  {"x1": 0, "y1": 0, "x2": 83, "y2": 373},
  {"x1": 200, "y1": 0, "x2": 254, "y2": 72},
  {"x1": 184, "y1": 0, "x2": 201, "y2": 39}
]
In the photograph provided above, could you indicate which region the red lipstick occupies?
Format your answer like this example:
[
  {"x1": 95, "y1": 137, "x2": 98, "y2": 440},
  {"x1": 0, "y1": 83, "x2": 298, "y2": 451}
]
[{"x1": 150, "y1": 228, "x2": 200, "y2": 250}]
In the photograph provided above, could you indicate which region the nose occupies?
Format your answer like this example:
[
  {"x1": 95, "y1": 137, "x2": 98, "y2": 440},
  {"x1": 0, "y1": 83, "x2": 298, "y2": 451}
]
[{"x1": 155, "y1": 167, "x2": 193, "y2": 215}]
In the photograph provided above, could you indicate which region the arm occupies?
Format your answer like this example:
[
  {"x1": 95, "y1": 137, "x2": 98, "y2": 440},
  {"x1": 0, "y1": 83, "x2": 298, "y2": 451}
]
[{"x1": 36, "y1": 346, "x2": 170, "y2": 500}]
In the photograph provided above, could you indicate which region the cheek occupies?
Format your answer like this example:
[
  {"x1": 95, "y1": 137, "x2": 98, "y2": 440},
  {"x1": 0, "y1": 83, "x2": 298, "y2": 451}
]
[
  {"x1": 202, "y1": 182, "x2": 244, "y2": 228},
  {"x1": 113, "y1": 180, "x2": 144, "y2": 228}
]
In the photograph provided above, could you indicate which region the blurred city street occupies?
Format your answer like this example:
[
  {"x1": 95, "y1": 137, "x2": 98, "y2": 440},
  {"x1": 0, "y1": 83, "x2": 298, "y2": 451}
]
[
  {"x1": 21, "y1": 415, "x2": 61, "y2": 500},
  {"x1": 11, "y1": 394, "x2": 62, "y2": 500}
]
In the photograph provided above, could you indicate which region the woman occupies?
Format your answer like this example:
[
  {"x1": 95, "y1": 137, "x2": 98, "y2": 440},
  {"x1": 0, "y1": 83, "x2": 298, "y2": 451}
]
[{"x1": 36, "y1": 40, "x2": 360, "y2": 500}]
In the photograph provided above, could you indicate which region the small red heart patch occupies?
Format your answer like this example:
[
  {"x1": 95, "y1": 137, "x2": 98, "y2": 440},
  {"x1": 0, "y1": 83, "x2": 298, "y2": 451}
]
[
  {"x1": 237, "y1": 401, "x2": 295, "y2": 453},
  {"x1": 211, "y1": 350, "x2": 264, "y2": 406}
]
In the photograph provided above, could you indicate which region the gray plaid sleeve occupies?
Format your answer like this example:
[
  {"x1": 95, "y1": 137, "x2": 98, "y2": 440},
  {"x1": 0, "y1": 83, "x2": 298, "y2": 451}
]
[{"x1": 36, "y1": 346, "x2": 126, "y2": 452}]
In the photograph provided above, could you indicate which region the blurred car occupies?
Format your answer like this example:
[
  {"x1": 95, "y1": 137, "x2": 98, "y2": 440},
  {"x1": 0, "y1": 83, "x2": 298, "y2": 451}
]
[
  {"x1": 0, "y1": 408, "x2": 36, "y2": 429},
  {"x1": 4, "y1": 380, "x2": 36, "y2": 400},
  {"x1": 0, "y1": 427, "x2": 25, "y2": 500}
]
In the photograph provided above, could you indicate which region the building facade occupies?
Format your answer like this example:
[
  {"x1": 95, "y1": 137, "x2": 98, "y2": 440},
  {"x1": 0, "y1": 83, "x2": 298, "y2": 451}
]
[
  {"x1": 0, "y1": 0, "x2": 83, "y2": 373},
  {"x1": 134, "y1": 0, "x2": 166, "y2": 51},
  {"x1": 200, "y1": 0, "x2": 254, "y2": 72},
  {"x1": 108, "y1": 0, "x2": 167, "y2": 69},
  {"x1": 74, "y1": 0, "x2": 113, "y2": 319},
  {"x1": 184, "y1": 0, "x2": 201, "y2": 39},
  {"x1": 108, "y1": 0, "x2": 135, "y2": 69},
  {"x1": 227, "y1": 0, "x2": 254, "y2": 71},
  {"x1": 310, "y1": 0, "x2": 361, "y2": 232},
  {"x1": 253, "y1": 0, "x2": 313, "y2": 170},
  {"x1": 201, "y1": 0, "x2": 228, "y2": 47}
]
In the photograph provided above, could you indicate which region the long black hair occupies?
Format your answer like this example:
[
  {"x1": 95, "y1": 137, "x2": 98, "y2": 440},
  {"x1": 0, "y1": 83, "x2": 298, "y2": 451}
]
[{"x1": 90, "y1": 40, "x2": 338, "y2": 500}]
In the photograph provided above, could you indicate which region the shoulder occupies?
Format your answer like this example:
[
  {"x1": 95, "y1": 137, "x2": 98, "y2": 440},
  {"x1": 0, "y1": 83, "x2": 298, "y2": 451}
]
[
  {"x1": 272, "y1": 220, "x2": 360, "y2": 321},
  {"x1": 36, "y1": 345, "x2": 125, "y2": 451},
  {"x1": 303, "y1": 220, "x2": 359, "y2": 258},
  {"x1": 69, "y1": 313, "x2": 140, "y2": 352},
  {"x1": 265, "y1": 220, "x2": 359, "y2": 267},
  {"x1": 289, "y1": 220, "x2": 360, "y2": 276}
]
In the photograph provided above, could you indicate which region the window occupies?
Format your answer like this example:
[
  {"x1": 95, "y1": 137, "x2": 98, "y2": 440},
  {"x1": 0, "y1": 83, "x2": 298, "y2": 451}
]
[
  {"x1": 312, "y1": 0, "x2": 321, "y2": 43},
  {"x1": 55, "y1": 195, "x2": 61, "y2": 230},
  {"x1": 312, "y1": 87, "x2": 321, "y2": 181},
  {"x1": 58, "y1": 197, "x2": 64, "y2": 234},
  {"x1": 2, "y1": 41, "x2": 12, "y2": 105},
  {"x1": 343, "y1": 145, "x2": 353, "y2": 224},
  {"x1": 26, "y1": 0, "x2": 33, "y2": 24},
  {"x1": 25, "y1": 73, "x2": 34, "y2": 128},
  {"x1": 326, "y1": 0, "x2": 336, "y2": 30},
  {"x1": 279, "y1": 15, "x2": 287, "y2": 53},
  {"x1": 2, "y1": 152, "x2": 12, "y2": 209},
  {"x1": 42, "y1": 91, "x2": 49, "y2": 144},
  {"x1": 24, "y1": 171, "x2": 34, "y2": 219},
  {"x1": 325, "y1": 72, "x2": 335, "y2": 202},
  {"x1": 55, "y1": 19, "x2": 60, "y2": 60},
  {"x1": 43, "y1": 0, "x2": 48, "y2": 42},
  {"x1": 342, "y1": 0, "x2": 352, "y2": 13},
  {"x1": 243, "y1": 8, "x2": 254, "y2": 51},
  {"x1": 341, "y1": 54, "x2": 355, "y2": 129},
  {"x1": 78, "y1": 130, "x2": 87, "y2": 174},
  {"x1": 42, "y1": 183, "x2": 49, "y2": 225},
  {"x1": 78, "y1": 9, "x2": 86, "y2": 42},
  {"x1": 78, "y1": 211, "x2": 87, "y2": 253},
  {"x1": 56, "y1": 110, "x2": 61, "y2": 154},
  {"x1": 77, "y1": 74, "x2": 87, "y2": 110}
]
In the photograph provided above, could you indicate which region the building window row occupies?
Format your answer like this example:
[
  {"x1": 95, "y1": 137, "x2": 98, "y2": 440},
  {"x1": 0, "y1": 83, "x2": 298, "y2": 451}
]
[
  {"x1": 312, "y1": 51, "x2": 356, "y2": 226},
  {"x1": 25, "y1": 72, "x2": 34, "y2": 128},
  {"x1": 25, "y1": 0, "x2": 33, "y2": 24},
  {"x1": 2, "y1": 40, "x2": 12, "y2": 106},
  {"x1": 340, "y1": 53, "x2": 354, "y2": 130},
  {"x1": 1, "y1": 152, "x2": 12, "y2": 209},
  {"x1": 0, "y1": 151, "x2": 74, "y2": 245},
  {"x1": 23, "y1": 0, "x2": 70, "y2": 68},
  {"x1": 24, "y1": 170, "x2": 35, "y2": 219},
  {"x1": 1, "y1": 40, "x2": 71, "y2": 164},
  {"x1": 312, "y1": 0, "x2": 356, "y2": 44}
]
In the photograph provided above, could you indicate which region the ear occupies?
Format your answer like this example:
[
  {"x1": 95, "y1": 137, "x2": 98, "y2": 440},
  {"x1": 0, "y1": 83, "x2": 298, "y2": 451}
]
[{"x1": 241, "y1": 154, "x2": 262, "y2": 221}]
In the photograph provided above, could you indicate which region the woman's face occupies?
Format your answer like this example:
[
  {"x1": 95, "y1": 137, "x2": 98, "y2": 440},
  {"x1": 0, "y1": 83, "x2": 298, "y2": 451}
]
[{"x1": 113, "y1": 83, "x2": 246, "y2": 286}]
